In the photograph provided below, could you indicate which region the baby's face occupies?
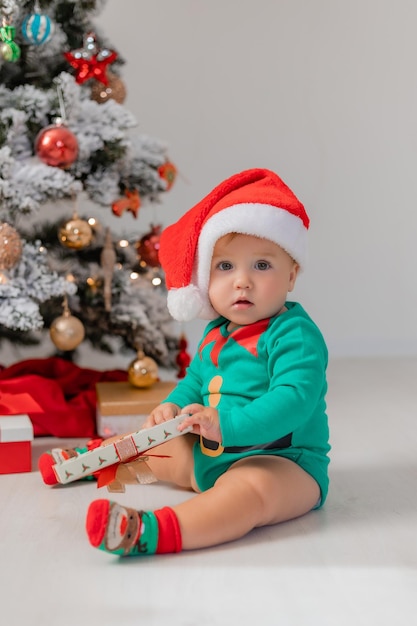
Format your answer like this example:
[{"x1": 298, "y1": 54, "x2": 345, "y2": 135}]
[{"x1": 208, "y1": 234, "x2": 299, "y2": 327}]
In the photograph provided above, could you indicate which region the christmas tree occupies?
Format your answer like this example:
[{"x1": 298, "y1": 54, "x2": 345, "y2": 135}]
[{"x1": 0, "y1": 0, "x2": 179, "y2": 368}]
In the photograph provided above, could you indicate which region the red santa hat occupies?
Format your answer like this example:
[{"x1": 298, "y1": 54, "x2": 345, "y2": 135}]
[{"x1": 159, "y1": 168, "x2": 309, "y2": 321}]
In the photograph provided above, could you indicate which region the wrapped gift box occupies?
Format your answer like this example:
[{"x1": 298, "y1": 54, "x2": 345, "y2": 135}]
[
  {"x1": 51, "y1": 414, "x2": 192, "y2": 485},
  {"x1": 96, "y1": 380, "x2": 176, "y2": 437},
  {"x1": 0, "y1": 414, "x2": 34, "y2": 474}
]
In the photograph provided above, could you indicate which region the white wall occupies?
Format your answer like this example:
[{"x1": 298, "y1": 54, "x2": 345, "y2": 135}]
[{"x1": 92, "y1": 0, "x2": 417, "y2": 359}]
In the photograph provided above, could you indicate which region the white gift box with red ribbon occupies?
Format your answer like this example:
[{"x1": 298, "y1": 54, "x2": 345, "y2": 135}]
[{"x1": 51, "y1": 414, "x2": 192, "y2": 485}]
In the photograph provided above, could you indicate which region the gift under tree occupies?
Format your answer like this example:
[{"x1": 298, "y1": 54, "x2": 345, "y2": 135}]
[{"x1": 0, "y1": 0, "x2": 179, "y2": 367}]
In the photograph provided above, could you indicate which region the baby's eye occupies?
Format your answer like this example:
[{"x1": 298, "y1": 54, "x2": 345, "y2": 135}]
[
  {"x1": 255, "y1": 260, "x2": 271, "y2": 270},
  {"x1": 217, "y1": 261, "x2": 233, "y2": 271}
]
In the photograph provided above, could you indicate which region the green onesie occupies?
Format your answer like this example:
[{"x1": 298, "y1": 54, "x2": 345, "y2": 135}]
[{"x1": 165, "y1": 302, "x2": 330, "y2": 504}]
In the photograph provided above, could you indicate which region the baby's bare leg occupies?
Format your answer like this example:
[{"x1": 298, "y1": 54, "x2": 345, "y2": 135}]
[
  {"x1": 173, "y1": 455, "x2": 320, "y2": 550},
  {"x1": 144, "y1": 433, "x2": 198, "y2": 489}
]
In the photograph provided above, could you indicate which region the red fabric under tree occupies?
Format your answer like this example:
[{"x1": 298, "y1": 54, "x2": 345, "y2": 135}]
[{"x1": 0, "y1": 358, "x2": 127, "y2": 437}]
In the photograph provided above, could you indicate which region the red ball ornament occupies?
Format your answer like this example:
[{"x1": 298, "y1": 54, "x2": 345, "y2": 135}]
[
  {"x1": 136, "y1": 224, "x2": 162, "y2": 268},
  {"x1": 35, "y1": 120, "x2": 78, "y2": 169}
]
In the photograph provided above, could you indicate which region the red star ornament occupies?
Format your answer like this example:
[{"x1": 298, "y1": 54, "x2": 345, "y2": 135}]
[{"x1": 64, "y1": 48, "x2": 118, "y2": 85}]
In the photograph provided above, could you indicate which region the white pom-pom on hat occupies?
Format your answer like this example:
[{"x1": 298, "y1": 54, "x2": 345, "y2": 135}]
[{"x1": 166, "y1": 284, "x2": 204, "y2": 322}]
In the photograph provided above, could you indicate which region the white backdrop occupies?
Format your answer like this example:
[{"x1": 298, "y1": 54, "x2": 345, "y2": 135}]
[{"x1": 93, "y1": 0, "x2": 417, "y2": 359}]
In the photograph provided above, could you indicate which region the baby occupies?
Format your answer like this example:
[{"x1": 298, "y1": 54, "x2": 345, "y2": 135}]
[{"x1": 86, "y1": 168, "x2": 330, "y2": 556}]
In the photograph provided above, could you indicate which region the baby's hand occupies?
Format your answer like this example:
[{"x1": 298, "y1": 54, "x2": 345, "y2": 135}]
[
  {"x1": 142, "y1": 402, "x2": 181, "y2": 429},
  {"x1": 177, "y1": 404, "x2": 222, "y2": 443}
]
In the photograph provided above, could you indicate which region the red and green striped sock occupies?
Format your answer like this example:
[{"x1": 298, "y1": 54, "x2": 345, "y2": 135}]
[{"x1": 86, "y1": 499, "x2": 182, "y2": 556}]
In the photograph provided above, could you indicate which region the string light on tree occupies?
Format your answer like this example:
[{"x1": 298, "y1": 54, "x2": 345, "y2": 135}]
[
  {"x1": 151, "y1": 271, "x2": 163, "y2": 287},
  {"x1": 118, "y1": 238, "x2": 130, "y2": 249},
  {"x1": 86, "y1": 275, "x2": 100, "y2": 294}
]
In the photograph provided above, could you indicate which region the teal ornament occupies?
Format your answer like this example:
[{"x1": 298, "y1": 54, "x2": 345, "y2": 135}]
[{"x1": 21, "y1": 13, "x2": 54, "y2": 45}]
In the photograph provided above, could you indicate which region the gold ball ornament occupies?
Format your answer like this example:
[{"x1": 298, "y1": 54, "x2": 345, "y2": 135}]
[
  {"x1": 0, "y1": 222, "x2": 23, "y2": 271},
  {"x1": 90, "y1": 71, "x2": 126, "y2": 104},
  {"x1": 50, "y1": 300, "x2": 85, "y2": 351},
  {"x1": 128, "y1": 349, "x2": 159, "y2": 388},
  {"x1": 58, "y1": 215, "x2": 93, "y2": 249}
]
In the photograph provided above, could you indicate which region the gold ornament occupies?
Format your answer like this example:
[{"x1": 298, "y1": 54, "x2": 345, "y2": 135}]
[
  {"x1": 50, "y1": 297, "x2": 85, "y2": 351},
  {"x1": 59, "y1": 213, "x2": 93, "y2": 249},
  {"x1": 0, "y1": 222, "x2": 22, "y2": 271},
  {"x1": 128, "y1": 349, "x2": 158, "y2": 388},
  {"x1": 90, "y1": 71, "x2": 126, "y2": 104}
]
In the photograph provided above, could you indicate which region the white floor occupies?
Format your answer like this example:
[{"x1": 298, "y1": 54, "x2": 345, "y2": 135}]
[{"x1": 1, "y1": 357, "x2": 416, "y2": 626}]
